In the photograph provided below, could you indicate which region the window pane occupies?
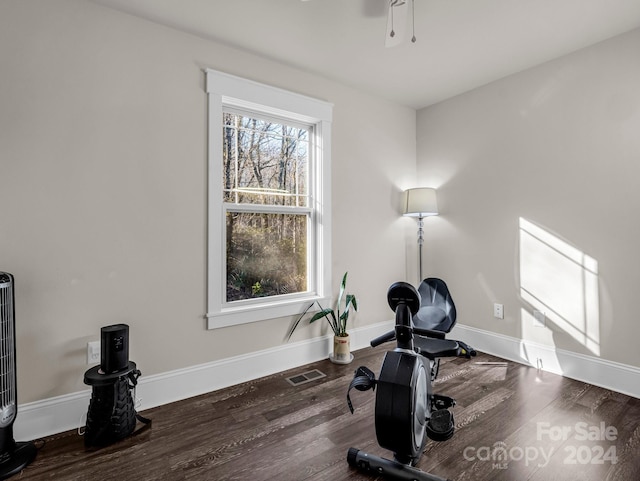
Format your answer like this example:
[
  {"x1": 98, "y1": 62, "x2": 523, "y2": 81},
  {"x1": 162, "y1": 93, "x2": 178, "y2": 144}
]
[
  {"x1": 222, "y1": 112, "x2": 309, "y2": 207},
  {"x1": 226, "y1": 212, "x2": 308, "y2": 302}
]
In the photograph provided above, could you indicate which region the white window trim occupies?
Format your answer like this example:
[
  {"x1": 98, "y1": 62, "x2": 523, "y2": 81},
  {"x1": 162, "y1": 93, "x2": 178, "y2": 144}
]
[{"x1": 205, "y1": 69, "x2": 332, "y2": 329}]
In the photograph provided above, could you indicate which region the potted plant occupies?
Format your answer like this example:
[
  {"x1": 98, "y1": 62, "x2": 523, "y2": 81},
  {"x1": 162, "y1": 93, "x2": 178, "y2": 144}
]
[{"x1": 287, "y1": 272, "x2": 358, "y2": 364}]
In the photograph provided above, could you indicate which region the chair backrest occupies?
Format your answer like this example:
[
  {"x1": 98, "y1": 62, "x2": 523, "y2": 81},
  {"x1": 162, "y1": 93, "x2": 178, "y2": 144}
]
[{"x1": 415, "y1": 278, "x2": 457, "y2": 333}]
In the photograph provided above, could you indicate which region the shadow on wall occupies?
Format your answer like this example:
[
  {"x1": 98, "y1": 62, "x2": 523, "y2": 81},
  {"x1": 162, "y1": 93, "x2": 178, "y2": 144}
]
[{"x1": 518, "y1": 218, "x2": 600, "y2": 364}]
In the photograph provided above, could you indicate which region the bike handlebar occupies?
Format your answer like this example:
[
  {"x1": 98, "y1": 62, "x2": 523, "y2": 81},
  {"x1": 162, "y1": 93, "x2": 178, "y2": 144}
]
[
  {"x1": 370, "y1": 326, "x2": 448, "y2": 348},
  {"x1": 413, "y1": 327, "x2": 446, "y2": 339},
  {"x1": 370, "y1": 328, "x2": 477, "y2": 361},
  {"x1": 370, "y1": 330, "x2": 395, "y2": 347}
]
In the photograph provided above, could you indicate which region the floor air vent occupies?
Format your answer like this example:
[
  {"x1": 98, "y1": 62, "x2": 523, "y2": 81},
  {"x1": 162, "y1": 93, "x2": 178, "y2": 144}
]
[{"x1": 285, "y1": 369, "x2": 326, "y2": 387}]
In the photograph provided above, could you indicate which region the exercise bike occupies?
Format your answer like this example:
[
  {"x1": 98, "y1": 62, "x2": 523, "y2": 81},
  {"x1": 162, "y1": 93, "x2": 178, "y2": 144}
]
[{"x1": 346, "y1": 280, "x2": 476, "y2": 481}]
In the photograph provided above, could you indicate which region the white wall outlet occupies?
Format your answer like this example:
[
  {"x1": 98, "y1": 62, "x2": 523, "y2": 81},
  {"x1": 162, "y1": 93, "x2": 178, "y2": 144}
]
[
  {"x1": 87, "y1": 341, "x2": 100, "y2": 365},
  {"x1": 533, "y1": 310, "x2": 546, "y2": 327},
  {"x1": 493, "y1": 303, "x2": 504, "y2": 319}
]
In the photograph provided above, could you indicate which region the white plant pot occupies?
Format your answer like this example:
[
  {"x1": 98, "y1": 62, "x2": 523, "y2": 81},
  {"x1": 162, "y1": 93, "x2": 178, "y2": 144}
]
[{"x1": 331, "y1": 334, "x2": 353, "y2": 364}]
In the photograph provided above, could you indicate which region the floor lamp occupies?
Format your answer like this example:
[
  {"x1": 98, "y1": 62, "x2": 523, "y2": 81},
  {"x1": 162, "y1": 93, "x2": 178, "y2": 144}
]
[{"x1": 403, "y1": 187, "x2": 439, "y2": 283}]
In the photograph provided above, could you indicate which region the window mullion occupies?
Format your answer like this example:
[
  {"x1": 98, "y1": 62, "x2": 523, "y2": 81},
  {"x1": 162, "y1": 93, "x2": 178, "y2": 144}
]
[{"x1": 224, "y1": 203, "x2": 312, "y2": 215}]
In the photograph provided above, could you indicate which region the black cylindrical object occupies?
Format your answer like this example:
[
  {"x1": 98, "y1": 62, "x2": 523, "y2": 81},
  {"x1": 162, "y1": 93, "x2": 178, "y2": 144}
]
[
  {"x1": 83, "y1": 362, "x2": 145, "y2": 448},
  {"x1": 84, "y1": 377, "x2": 136, "y2": 447},
  {"x1": 347, "y1": 448, "x2": 450, "y2": 481},
  {"x1": 374, "y1": 351, "x2": 429, "y2": 463},
  {"x1": 100, "y1": 324, "x2": 129, "y2": 374}
]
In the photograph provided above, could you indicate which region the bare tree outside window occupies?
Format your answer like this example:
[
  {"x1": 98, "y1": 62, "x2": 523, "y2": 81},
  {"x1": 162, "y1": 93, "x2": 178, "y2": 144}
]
[{"x1": 223, "y1": 112, "x2": 310, "y2": 301}]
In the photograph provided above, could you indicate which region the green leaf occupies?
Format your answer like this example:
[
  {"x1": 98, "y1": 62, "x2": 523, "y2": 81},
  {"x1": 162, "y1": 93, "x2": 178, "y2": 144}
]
[
  {"x1": 345, "y1": 294, "x2": 357, "y2": 311},
  {"x1": 337, "y1": 272, "x2": 348, "y2": 311},
  {"x1": 286, "y1": 302, "x2": 315, "y2": 341},
  {"x1": 309, "y1": 308, "x2": 334, "y2": 323}
]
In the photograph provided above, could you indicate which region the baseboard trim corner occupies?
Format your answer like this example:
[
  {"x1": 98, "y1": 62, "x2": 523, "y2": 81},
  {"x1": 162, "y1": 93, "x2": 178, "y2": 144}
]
[{"x1": 451, "y1": 323, "x2": 640, "y2": 399}]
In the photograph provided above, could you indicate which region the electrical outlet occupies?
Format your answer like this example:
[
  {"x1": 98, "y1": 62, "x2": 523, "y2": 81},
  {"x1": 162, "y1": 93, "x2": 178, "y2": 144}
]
[
  {"x1": 87, "y1": 341, "x2": 100, "y2": 365},
  {"x1": 493, "y1": 303, "x2": 504, "y2": 319},
  {"x1": 533, "y1": 310, "x2": 546, "y2": 327}
]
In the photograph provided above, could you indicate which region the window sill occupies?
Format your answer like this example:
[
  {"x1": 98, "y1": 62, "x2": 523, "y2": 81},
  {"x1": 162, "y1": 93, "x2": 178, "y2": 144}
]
[{"x1": 207, "y1": 295, "x2": 331, "y2": 330}]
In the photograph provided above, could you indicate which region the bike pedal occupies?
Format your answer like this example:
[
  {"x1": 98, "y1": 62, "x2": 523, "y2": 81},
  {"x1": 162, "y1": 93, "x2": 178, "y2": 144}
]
[
  {"x1": 426, "y1": 409, "x2": 455, "y2": 442},
  {"x1": 431, "y1": 394, "x2": 456, "y2": 410}
]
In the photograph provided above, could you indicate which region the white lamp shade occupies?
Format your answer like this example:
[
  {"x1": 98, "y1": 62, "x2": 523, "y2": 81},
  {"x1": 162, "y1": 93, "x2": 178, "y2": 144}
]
[{"x1": 403, "y1": 187, "x2": 438, "y2": 217}]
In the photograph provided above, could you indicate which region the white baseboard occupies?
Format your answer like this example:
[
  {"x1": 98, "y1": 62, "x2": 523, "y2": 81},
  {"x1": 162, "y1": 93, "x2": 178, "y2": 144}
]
[
  {"x1": 18, "y1": 321, "x2": 639, "y2": 442},
  {"x1": 15, "y1": 320, "x2": 393, "y2": 442},
  {"x1": 450, "y1": 324, "x2": 640, "y2": 399}
]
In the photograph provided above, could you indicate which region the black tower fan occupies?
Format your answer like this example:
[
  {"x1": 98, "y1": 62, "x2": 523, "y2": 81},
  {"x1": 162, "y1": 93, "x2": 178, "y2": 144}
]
[{"x1": 0, "y1": 272, "x2": 36, "y2": 479}]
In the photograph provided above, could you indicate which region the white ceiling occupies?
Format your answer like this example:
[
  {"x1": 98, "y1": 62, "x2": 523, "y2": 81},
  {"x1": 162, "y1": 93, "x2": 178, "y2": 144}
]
[{"x1": 88, "y1": 0, "x2": 640, "y2": 109}]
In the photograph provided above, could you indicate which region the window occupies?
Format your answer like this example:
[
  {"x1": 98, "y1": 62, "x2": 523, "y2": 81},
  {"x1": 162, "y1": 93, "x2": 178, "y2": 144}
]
[
  {"x1": 223, "y1": 112, "x2": 309, "y2": 302},
  {"x1": 206, "y1": 69, "x2": 332, "y2": 329}
]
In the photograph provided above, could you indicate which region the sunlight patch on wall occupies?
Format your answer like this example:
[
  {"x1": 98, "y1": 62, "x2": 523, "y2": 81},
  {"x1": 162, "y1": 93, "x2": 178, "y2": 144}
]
[{"x1": 519, "y1": 218, "x2": 600, "y2": 356}]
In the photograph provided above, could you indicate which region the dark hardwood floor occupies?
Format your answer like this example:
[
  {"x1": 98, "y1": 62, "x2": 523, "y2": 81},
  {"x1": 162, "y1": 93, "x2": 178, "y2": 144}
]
[{"x1": 19, "y1": 345, "x2": 640, "y2": 480}]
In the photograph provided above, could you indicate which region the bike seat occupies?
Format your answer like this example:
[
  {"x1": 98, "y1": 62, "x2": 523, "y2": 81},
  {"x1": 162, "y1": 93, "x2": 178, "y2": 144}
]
[{"x1": 413, "y1": 336, "x2": 459, "y2": 359}]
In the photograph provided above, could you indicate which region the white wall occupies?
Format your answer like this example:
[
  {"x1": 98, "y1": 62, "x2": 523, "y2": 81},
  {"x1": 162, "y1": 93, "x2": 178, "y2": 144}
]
[
  {"x1": 417, "y1": 28, "x2": 640, "y2": 368},
  {"x1": 0, "y1": 0, "x2": 416, "y2": 404}
]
